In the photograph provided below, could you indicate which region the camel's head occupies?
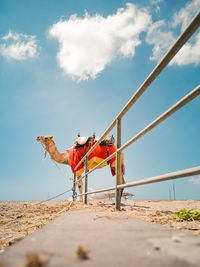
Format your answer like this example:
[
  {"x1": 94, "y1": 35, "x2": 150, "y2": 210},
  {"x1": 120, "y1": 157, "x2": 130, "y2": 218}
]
[{"x1": 36, "y1": 136, "x2": 55, "y2": 146}]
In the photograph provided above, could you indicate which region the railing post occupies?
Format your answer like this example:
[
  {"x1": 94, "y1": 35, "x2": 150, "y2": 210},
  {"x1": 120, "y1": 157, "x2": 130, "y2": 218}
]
[
  {"x1": 84, "y1": 156, "x2": 88, "y2": 204},
  {"x1": 116, "y1": 118, "x2": 122, "y2": 210},
  {"x1": 72, "y1": 172, "x2": 77, "y2": 201}
]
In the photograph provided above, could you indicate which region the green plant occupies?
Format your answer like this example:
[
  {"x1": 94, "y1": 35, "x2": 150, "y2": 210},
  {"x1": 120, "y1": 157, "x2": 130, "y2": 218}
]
[{"x1": 174, "y1": 208, "x2": 200, "y2": 221}]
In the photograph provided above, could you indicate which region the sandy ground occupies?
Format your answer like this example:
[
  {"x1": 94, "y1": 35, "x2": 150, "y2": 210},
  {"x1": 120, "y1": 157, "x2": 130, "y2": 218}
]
[{"x1": 0, "y1": 200, "x2": 200, "y2": 252}]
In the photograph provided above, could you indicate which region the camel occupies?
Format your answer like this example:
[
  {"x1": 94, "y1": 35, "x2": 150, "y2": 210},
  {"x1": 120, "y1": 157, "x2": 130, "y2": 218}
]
[{"x1": 37, "y1": 135, "x2": 125, "y2": 202}]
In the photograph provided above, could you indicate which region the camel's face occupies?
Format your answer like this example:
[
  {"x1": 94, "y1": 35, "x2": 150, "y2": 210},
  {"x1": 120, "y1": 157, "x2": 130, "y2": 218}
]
[{"x1": 37, "y1": 136, "x2": 54, "y2": 146}]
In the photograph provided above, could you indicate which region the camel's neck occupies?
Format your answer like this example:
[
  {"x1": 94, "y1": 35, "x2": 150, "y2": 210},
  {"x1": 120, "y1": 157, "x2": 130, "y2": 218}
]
[{"x1": 45, "y1": 141, "x2": 69, "y2": 165}]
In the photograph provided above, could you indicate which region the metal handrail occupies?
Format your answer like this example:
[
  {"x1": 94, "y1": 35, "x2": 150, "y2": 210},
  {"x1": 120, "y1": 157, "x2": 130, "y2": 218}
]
[
  {"x1": 72, "y1": 11, "x2": 200, "y2": 209},
  {"x1": 77, "y1": 166, "x2": 200, "y2": 197},
  {"x1": 120, "y1": 85, "x2": 200, "y2": 151},
  {"x1": 78, "y1": 85, "x2": 200, "y2": 180},
  {"x1": 74, "y1": 11, "x2": 200, "y2": 172}
]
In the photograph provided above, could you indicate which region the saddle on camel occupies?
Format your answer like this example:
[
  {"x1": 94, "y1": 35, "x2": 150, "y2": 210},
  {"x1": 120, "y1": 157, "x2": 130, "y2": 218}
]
[{"x1": 37, "y1": 134, "x2": 125, "y2": 201}]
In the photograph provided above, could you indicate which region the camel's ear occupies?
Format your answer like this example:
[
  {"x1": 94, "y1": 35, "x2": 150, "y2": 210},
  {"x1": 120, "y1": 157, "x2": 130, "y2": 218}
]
[{"x1": 50, "y1": 136, "x2": 53, "y2": 139}]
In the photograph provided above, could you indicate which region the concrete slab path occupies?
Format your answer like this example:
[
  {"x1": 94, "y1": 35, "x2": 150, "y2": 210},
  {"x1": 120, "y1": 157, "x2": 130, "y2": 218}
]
[{"x1": 0, "y1": 210, "x2": 200, "y2": 267}]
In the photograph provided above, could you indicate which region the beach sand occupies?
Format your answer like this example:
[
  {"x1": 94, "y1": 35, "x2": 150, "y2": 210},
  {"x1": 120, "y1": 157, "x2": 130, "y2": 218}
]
[{"x1": 0, "y1": 200, "x2": 199, "y2": 251}]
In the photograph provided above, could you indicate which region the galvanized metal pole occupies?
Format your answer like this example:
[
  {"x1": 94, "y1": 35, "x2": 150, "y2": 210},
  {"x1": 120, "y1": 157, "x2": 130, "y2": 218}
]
[
  {"x1": 116, "y1": 118, "x2": 122, "y2": 210},
  {"x1": 84, "y1": 156, "x2": 88, "y2": 204}
]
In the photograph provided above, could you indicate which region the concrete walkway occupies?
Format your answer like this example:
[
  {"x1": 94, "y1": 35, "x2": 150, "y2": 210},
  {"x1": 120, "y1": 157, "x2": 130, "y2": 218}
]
[{"x1": 0, "y1": 210, "x2": 200, "y2": 267}]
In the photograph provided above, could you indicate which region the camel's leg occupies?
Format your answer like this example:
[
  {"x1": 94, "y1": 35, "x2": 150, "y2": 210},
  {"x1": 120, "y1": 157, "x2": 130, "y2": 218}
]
[
  {"x1": 119, "y1": 175, "x2": 126, "y2": 199},
  {"x1": 111, "y1": 159, "x2": 126, "y2": 201},
  {"x1": 77, "y1": 176, "x2": 83, "y2": 202},
  {"x1": 119, "y1": 153, "x2": 125, "y2": 199}
]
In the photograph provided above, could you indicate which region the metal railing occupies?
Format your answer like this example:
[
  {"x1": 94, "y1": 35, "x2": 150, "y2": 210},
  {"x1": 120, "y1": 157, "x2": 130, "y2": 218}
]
[
  {"x1": 72, "y1": 11, "x2": 200, "y2": 210},
  {"x1": 78, "y1": 166, "x2": 200, "y2": 197}
]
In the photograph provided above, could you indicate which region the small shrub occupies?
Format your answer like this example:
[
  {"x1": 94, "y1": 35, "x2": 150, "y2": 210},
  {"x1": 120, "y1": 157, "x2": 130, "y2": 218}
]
[{"x1": 174, "y1": 208, "x2": 200, "y2": 221}]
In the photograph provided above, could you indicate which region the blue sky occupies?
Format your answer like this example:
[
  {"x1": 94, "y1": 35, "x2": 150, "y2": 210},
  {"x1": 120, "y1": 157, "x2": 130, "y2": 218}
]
[{"x1": 0, "y1": 0, "x2": 199, "y2": 201}]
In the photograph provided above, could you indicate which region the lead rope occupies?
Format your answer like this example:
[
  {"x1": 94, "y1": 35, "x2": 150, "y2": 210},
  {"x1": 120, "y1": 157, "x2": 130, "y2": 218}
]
[{"x1": 36, "y1": 188, "x2": 73, "y2": 205}]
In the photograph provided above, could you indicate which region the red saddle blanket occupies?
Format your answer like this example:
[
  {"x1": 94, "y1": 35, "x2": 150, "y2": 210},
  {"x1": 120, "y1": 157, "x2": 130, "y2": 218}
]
[{"x1": 67, "y1": 141, "x2": 117, "y2": 177}]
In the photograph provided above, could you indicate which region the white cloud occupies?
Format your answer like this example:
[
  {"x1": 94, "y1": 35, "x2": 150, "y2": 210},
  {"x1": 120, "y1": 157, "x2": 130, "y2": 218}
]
[
  {"x1": 146, "y1": 20, "x2": 175, "y2": 61},
  {"x1": 150, "y1": 0, "x2": 164, "y2": 14},
  {"x1": 172, "y1": 0, "x2": 200, "y2": 32},
  {"x1": 189, "y1": 175, "x2": 200, "y2": 185},
  {"x1": 48, "y1": 3, "x2": 151, "y2": 81},
  {"x1": 146, "y1": 0, "x2": 200, "y2": 66},
  {"x1": 171, "y1": 31, "x2": 200, "y2": 66},
  {"x1": 0, "y1": 31, "x2": 38, "y2": 61},
  {"x1": 150, "y1": 0, "x2": 163, "y2": 4}
]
